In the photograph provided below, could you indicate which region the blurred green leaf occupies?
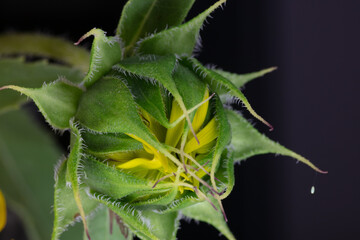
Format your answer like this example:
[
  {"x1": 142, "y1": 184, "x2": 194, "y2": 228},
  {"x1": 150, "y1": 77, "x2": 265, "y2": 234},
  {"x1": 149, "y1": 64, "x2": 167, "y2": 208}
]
[
  {"x1": 0, "y1": 33, "x2": 89, "y2": 72},
  {"x1": 0, "y1": 58, "x2": 83, "y2": 114},
  {"x1": 2, "y1": 80, "x2": 84, "y2": 129},
  {"x1": 137, "y1": 0, "x2": 225, "y2": 56},
  {"x1": 0, "y1": 110, "x2": 61, "y2": 240}
]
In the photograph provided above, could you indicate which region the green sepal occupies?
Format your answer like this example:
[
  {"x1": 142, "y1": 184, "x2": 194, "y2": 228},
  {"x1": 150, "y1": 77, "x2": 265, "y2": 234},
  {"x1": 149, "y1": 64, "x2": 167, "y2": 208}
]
[
  {"x1": 210, "y1": 96, "x2": 231, "y2": 189},
  {"x1": 137, "y1": 0, "x2": 226, "y2": 56},
  {"x1": 115, "y1": 55, "x2": 179, "y2": 110},
  {"x1": 117, "y1": 0, "x2": 195, "y2": 57},
  {"x1": 172, "y1": 63, "x2": 207, "y2": 111},
  {"x1": 214, "y1": 149, "x2": 235, "y2": 198},
  {"x1": 92, "y1": 192, "x2": 177, "y2": 240},
  {"x1": 0, "y1": 58, "x2": 83, "y2": 114},
  {"x1": 183, "y1": 57, "x2": 273, "y2": 130},
  {"x1": 0, "y1": 33, "x2": 90, "y2": 72},
  {"x1": 1, "y1": 79, "x2": 84, "y2": 129},
  {"x1": 181, "y1": 200, "x2": 235, "y2": 240},
  {"x1": 226, "y1": 109, "x2": 327, "y2": 171},
  {"x1": 115, "y1": 55, "x2": 202, "y2": 139},
  {"x1": 159, "y1": 192, "x2": 201, "y2": 214},
  {"x1": 66, "y1": 120, "x2": 93, "y2": 239},
  {"x1": 0, "y1": 110, "x2": 62, "y2": 240},
  {"x1": 76, "y1": 29, "x2": 122, "y2": 87},
  {"x1": 82, "y1": 130, "x2": 143, "y2": 156},
  {"x1": 52, "y1": 158, "x2": 99, "y2": 240},
  {"x1": 138, "y1": 207, "x2": 180, "y2": 240},
  {"x1": 214, "y1": 67, "x2": 277, "y2": 89},
  {"x1": 83, "y1": 206, "x2": 132, "y2": 240},
  {"x1": 76, "y1": 76, "x2": 160, "y2": 149},
  {"x1": 123, "y1": 188, "x2": 178, "y2": 207},
  {"x1": 82, "y1": 155, "x2": 173, "y2": 200},
  {"x1": 118, "y1": 72, "x2": 170, "y2": 129}
]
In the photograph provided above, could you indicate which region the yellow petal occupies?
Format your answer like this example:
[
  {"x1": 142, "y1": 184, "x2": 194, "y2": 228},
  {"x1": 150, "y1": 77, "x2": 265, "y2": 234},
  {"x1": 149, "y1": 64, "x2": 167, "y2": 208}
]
[
  {"x1": 106, "y1": 150, "x2": 152, "y2": 161},
  {"x1": 117, "y1": 157, "x2": 162, "y2": 169},
  {"x1": 0, "y1": 190, "x2": 6, "y2": 232},
  {"x1": 184, "y1": 118, "x2": 218, "y2": 154},
  {"x1": 192, "y1": 88, "x2": 209, "y2": 133},
  {"x1": 165, "y1": 100, "x2": 185, "y2": 148},
  {"x1": 127, "y1": 134, "x2": 170, "y2": 171}
]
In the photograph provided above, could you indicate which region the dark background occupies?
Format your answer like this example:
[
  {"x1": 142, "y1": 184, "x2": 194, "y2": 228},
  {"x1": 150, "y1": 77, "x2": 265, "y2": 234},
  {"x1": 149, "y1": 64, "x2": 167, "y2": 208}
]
[{"x1": 1, "y1": 0, "x2": 359, "y2": 239}]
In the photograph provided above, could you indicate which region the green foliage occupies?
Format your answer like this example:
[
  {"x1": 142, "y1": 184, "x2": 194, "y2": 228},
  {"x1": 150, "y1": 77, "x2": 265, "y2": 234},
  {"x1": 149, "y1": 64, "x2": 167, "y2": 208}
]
[
  {"x1": 2, "y1": 80, "x2": 83, "y2": 129},
  {"x1": 0, "y1": 110, "x2": 61, "y2": 240},
  {"x1": 52, "y1": 159, "x2": 99, "y2": 240},
  {"x1": 117, "y1": 0, "x2": 195, "y2": 56},
  {"x1": 181, "y1": 200, "x2": 235, "y2": 240},
  {"x1": 0, "y1": 58, "x2": 83, "y2": 114},
  {"x1": 0, "y1": 1, "x2": 326, "y2": 240},
  {"x1": 137, "y1": 0, "x2": 226, "y2": 56},
  {"x1": 0, "y1": 34, "x2": 90, "y2": 72}
]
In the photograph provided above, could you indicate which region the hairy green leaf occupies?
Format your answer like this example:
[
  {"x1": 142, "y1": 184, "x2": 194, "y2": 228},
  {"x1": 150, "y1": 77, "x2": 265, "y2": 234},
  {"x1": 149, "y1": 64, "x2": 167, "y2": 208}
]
[
  {"x1": 1, "y1": 80, "x2": 83, "y2": 129},
  {"x1": 214, "y1": 67, "x2": 277, "y2": 89},
  {"x1": 83, "y1": 206, "x2": 131, "y2": 240},
  {"x1": 0, "y1": 58, "x2": 83, "y2": 114},
  {"x1": 138, "y1": 208, "x2": 179, "y2": 240},
  {"x1": 118, "y1": 73, "x2": 170, "y2": 129},
  {"x1": 0, "y1": 33, "x2": 89, "y2": 72},
  {"x1": 210, "y1": 96, "x2": 231, "y2": 189},
  {"x1": 75, "y1": 29, "x2": 122, "y2": 87},
  {"x1": 184, "y1": 57, "x2": 274, "y2": 130},
  {"x1": 172, "y1": 63, "x2": 206, "y2": 111},
  {"x1": 52, "y1": 159, "x2": 99, "y2": 240},
  {"x1": 66, "y1": 120, "x2": 93, "y2": 239},
  {"x1": 76, "y1": 76, "x2": 160, "y2": 148},
  {"x1": 226, "y1": 110, "x2": 327, "y2": 171},
  {"x1": 126, "y1": 188, "x2": 178, "y2": 207},
  {"x1": 117, "y1": 0, "x2": 195, "y2": 56},
  {"x1": 159, "y1": 192, "x2": 200, "y2": 214},
  {"x1": 137, "y1": 0, "x2": 226, "y2": 56},
  {"x1": 115, "y1": 55, "x2": 201, "y2": 141},
  {"x1": 83, "y1": 155, "x2": 173, "y2": 200},
  {"x1": 0, "y1": 110, "x2": 61, "y2": 240},
  {"x1": 82, "y1": 131, "x2": 143, "y2": 156},
  {"x1": 92, "y1": 194, "x2": 159, "y2": 240},
  {"x1": 181, "y1": 201, "x2": 235, "y2": 240}
]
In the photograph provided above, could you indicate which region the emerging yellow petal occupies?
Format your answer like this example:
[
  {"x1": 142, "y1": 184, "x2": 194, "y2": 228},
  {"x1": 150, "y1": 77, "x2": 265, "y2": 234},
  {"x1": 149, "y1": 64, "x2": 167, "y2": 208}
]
[
  {"x1": 184, "y1": 118, "x2": 218, "y2": 154},
  {"x1": 191, "y1": 88, "x2": 210, "y2": 133},
  {"x1": 165, "y1": 100, "x2": 185, "y2": 148},
  {"x1": 0, "y1": 190, "x2": 6, "y2": 232},
  {"x1": 117, "y1": 157, "x2": 162, "y2": 169}
]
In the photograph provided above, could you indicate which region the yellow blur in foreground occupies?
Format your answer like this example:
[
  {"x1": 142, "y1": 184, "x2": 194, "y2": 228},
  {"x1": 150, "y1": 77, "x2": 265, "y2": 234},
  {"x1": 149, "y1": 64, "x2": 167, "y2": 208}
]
[{"x1": 0, "y1": 189, "x2": 6, "y2": 231}]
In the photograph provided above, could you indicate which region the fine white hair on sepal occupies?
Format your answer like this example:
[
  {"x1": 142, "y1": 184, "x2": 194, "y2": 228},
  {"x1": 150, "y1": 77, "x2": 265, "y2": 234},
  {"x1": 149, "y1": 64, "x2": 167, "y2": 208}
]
[{"x1": 54, "y1": 155, "x2": 67, "y2": 182}]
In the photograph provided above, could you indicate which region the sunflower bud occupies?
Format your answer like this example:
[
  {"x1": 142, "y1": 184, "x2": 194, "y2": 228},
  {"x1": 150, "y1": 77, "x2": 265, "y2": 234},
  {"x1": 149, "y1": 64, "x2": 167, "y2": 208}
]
[{"x1": 0, "y1": 0, "x2": 326, "y2": 239}]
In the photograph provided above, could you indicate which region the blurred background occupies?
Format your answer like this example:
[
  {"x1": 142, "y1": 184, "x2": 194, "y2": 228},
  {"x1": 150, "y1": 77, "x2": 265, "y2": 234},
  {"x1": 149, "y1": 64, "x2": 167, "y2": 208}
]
[{"x1": 0, "y1": 0, "x2": 359, "y2": 239}]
